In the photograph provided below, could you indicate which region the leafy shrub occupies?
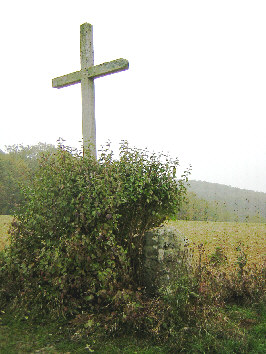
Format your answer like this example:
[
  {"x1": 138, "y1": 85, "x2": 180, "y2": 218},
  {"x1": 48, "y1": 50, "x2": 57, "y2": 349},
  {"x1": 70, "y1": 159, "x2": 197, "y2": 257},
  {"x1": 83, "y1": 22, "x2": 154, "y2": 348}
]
[{"x1": 0, "y1": 141, "x2": 189, "y2": 320}]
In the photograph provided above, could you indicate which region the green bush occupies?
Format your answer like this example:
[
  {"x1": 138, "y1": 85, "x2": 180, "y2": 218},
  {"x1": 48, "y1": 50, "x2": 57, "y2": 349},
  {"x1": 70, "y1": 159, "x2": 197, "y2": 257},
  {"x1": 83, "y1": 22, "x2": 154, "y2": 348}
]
[{"x1": 0, "y1": 141, "x2": 189, "y2": 321}]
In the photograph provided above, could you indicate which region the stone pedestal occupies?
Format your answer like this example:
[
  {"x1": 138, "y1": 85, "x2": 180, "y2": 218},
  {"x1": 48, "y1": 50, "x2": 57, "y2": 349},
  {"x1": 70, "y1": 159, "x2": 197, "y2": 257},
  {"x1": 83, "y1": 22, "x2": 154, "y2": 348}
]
[{"x1": 142, "y1": 224, "x2": 191, "y2": 294}]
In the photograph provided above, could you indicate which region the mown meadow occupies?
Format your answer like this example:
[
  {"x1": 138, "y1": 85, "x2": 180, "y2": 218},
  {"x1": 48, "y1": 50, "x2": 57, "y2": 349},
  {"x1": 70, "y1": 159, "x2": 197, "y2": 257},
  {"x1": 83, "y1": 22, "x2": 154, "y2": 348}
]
[{"x1": 0, "y1": 215, "x2": 265, "y2": 353}]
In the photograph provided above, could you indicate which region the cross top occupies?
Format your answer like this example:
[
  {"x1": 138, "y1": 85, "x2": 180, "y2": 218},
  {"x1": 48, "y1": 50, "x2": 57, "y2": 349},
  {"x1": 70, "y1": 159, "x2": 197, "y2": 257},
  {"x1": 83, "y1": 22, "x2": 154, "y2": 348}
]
[{"x1": 52, "y1": 23, "x2": 129, "y2": 157}]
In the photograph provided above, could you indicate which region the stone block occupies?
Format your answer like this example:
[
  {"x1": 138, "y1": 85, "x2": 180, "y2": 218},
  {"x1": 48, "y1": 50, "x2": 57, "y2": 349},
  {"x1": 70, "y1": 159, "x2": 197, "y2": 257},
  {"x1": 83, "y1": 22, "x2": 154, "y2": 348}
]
[{"x1": 142, "y1": 224, "x2": 191, "y2": 294}]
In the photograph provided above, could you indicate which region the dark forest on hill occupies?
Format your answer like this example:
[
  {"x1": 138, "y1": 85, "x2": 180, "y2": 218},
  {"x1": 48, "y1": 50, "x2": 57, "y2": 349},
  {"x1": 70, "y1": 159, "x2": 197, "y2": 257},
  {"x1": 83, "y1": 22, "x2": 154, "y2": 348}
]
[{"x1": 177, "y1": 180, "x2": 266, "y2": 223}]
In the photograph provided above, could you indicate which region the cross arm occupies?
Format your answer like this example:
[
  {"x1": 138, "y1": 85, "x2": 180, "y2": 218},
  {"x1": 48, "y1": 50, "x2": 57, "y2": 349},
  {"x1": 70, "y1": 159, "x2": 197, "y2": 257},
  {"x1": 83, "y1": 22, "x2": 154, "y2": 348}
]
[
  {"x1": 52, "y1": 70, "x2": 81, "y2": 89},
  {"x1": 52, "y1": 58, "x2": 129, "y2": 89},
  {"x1": 87, "y1": 58, "x2": 129, "y2": 79}
]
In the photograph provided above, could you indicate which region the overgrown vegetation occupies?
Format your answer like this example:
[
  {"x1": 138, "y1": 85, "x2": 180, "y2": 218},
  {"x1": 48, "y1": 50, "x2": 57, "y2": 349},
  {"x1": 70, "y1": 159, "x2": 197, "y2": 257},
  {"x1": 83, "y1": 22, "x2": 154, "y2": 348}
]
[
  {"x1": 0, "y1": 142, "x2": 265, "y2": 352},
  {"x1": 0, "y1": 216, "x2": 265, "y2": 352},
  {"x1": 0, "y1": 142, "x2": 188, "y2": 323}
]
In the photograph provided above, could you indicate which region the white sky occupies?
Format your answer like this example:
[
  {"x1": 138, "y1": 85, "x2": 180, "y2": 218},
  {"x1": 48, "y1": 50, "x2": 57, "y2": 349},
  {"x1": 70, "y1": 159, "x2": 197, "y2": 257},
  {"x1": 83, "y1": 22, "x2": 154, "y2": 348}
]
[{"x1": 0, "y1": 0, "x2": 265, "y2": 192}]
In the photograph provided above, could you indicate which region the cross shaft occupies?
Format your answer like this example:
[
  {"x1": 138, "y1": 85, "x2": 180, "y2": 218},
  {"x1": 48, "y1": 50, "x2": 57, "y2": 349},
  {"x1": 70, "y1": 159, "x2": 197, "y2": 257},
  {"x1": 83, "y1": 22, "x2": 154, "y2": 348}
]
[{"x1": 52, "y1": 23, "x2": 129, "y2": 157}]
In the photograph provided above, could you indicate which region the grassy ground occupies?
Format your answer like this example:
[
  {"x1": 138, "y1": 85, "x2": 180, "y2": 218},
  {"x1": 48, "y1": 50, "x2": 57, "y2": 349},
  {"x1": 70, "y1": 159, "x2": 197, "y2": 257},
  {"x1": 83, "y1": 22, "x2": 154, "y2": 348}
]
[
  {"x1": 0, "y1": 216, "x2": 265, "y2": 353},
  {"x1": 0, "y1": 316, "x2": 165, "y2": 353},
  {"x1": 0, "y1": 305, "x2": 265, "y2": 353},
  {"x1": 0, "y1": 304, "x2": 265, "y2": 353}
]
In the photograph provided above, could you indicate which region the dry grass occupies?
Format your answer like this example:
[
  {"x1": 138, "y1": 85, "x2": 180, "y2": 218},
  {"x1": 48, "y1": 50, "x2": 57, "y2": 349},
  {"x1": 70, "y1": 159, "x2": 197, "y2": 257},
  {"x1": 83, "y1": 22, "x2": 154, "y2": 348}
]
[
  {"x1": 0, "y1": 215, "x2": 13, "y2": 250},
  {"x1": 169, "y1": 220, "x2": 266, "y2": 269},
  {"x1": 166, "y1": 220, "x2": 265, "y2": 312}
]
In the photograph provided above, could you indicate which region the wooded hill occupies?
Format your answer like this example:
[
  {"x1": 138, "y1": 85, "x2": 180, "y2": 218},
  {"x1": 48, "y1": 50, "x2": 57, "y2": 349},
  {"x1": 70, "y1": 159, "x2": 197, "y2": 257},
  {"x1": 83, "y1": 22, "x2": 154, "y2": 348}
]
[
  {"x1": 177, "y1": 180, "x2": 266, "y2": 223},
  {"x1": 0, "y1": 143, "x2": 56, "y2": 215}
]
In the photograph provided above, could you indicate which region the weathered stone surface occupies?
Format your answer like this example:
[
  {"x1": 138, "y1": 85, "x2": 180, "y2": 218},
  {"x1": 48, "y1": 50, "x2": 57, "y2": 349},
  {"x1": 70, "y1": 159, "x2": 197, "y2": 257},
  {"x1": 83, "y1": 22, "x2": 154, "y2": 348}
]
[{"x1": 142, "y1": 224, "x2": 191, "y2": 294}]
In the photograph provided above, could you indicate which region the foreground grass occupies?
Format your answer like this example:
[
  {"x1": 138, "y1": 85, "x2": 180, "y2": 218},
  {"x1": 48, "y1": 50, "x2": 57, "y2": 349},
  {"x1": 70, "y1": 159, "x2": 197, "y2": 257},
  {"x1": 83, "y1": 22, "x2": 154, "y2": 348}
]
[
  {"x1": 0, "y1": 315, "x2": 167, "y2": 353},
  {"x1": 0, "y1": 304, "x2": 265, "y2": 353}
]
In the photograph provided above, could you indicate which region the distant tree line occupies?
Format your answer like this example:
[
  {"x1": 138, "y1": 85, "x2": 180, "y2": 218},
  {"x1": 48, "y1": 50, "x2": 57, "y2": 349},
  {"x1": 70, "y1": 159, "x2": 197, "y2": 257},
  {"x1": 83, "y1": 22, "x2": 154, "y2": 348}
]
[
  {"x1": 179, "y1": 180, "x2": 266, "y2": 223},
  {"x1": 176, "y1": 192, "x2": 235, "y2": 222},
  {"x1": 176, "y1": 191, "x2": 265, "y2": 222},
  {"x1": 0, "y1": 143, "x2": 56, "y2": 214}
]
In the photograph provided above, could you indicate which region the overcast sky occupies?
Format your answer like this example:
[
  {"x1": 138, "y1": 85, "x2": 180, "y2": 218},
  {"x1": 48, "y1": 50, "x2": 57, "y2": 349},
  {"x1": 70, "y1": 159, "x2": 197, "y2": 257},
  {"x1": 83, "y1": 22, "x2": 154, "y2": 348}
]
[{"x1": 0, "y1": 0, "x2": 265, "y2": 192}]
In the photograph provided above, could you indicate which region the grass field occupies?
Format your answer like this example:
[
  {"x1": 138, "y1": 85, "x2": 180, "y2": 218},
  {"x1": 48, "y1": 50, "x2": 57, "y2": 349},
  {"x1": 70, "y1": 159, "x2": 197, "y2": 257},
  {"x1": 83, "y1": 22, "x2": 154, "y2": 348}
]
[
  {"x1": 0, "y1": 216, "x2": 265, "y2": 353},
  {"x1": 0, "y1": 215, "x2": 12, "y2": 250},
  {"x1": 170, "y1": 220, "x2": 265, "y2": 269}
]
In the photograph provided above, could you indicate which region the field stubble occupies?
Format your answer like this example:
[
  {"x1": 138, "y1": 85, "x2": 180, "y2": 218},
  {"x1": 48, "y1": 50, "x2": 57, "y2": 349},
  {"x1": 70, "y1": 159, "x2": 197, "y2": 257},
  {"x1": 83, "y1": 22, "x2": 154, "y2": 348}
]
[
  {"x1": 0, "y1": 215, "x2": 13, "y2": 251},
  {"x1": 170, "y1": 220, "x2": 265, "y2": 270}
]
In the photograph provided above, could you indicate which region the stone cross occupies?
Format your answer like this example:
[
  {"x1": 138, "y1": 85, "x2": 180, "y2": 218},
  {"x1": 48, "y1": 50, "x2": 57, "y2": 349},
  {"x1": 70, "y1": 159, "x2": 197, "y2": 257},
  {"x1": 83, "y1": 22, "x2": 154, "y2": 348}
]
[{"x1": 52, "y1": 23, "x2": 129, "y2": 157}]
